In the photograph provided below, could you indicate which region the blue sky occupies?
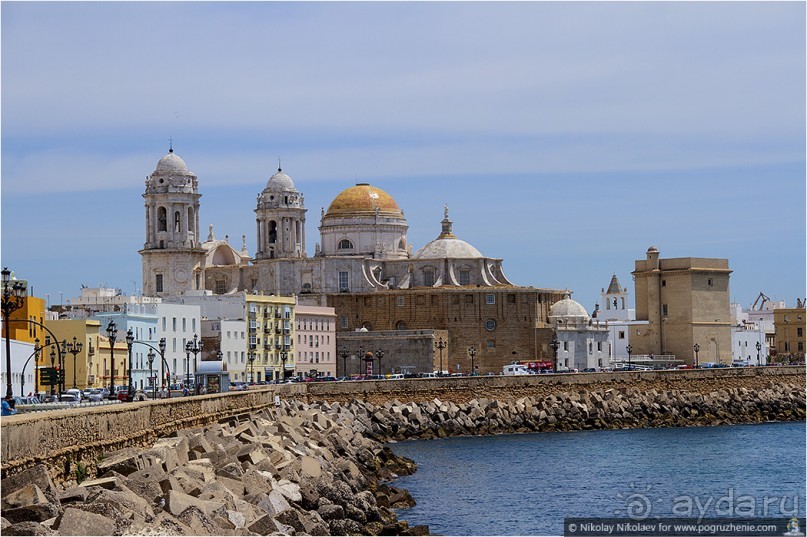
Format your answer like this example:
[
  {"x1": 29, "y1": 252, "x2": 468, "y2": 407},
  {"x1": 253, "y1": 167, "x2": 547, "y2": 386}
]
[{"x1": 2, "y1": 2, "x2": 805, "y2": 312}]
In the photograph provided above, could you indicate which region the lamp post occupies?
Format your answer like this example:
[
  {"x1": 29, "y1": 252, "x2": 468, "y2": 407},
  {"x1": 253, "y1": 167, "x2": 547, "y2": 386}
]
[
  {"x1": 248, "y1": 352, "x2": 256, "y2": 383},
  {"x1": 185, "y1": 334, "x2": 201, "y2": 394},
  {"x1": 159, "y1": 337, "x2": 167, "y2": 389},
  {"x1": 64, "y1": 336, "x2": 83, "y2": 389},
  {"x1": 125, "y1": 328, "x2": 135, "y2": 402},
  {"x1": 626, "y1": 344, "x2": 633, "y2": 370},
  {"x1": 435, "y1": 337, "x2": 446, "y2": 376},
  {"x1": 339, "y1": 348, "x2": 349, "y2": 378},
  {"x1": 374, "y1": 349, "x2": 385, "y2": 376},
  {"x1": 468, "y1": 346, "x2": 478, "y2": 375},
  {"x1": 549, "y1": 332, "x2": 560, "y2": 373},
  {"x1": 2, "y1": 267, "x2": 27, "y2": 399},
  {"x1": 147, "y1": 349, "x2": 155, "y2": 399},
  {"x1": 106, "y1": 320, "x2": 117, "y2": 399},
  {"x1": 357, "y1": 347, "x2": 364, "y2": 377},
  {"x1": 693, "y1": 343, "x2": 700, "y2": 368},
  {"x1": 755, "y1": 341, "x2": 761, "y2": 367},
  {"x1": 49, "y1": 347, "x2": 57, "y2": 397},
  {"x1": 280, "y1": 348, "x2": 288, "y2": 382}
]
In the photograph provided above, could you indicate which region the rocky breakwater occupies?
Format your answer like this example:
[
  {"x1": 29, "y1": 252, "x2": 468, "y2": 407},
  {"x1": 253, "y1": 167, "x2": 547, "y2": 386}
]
[
  {"x1": 315, "y1": 382, "x2": 806, "y2": 441},
  {"x1": 0, "y1": 400, "x2": 427, "y2": 536}
]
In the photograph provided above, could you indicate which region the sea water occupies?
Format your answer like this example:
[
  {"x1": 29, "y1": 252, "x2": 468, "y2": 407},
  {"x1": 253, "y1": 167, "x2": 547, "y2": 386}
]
[{"x1": 390, "y1": 422, "x2": 806, "y2": 536}]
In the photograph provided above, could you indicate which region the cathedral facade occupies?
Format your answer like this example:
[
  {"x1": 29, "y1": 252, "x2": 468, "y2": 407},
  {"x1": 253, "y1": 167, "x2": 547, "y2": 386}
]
[{"x1": 140, "y1": 149, "x2": 569, "y2": 373}]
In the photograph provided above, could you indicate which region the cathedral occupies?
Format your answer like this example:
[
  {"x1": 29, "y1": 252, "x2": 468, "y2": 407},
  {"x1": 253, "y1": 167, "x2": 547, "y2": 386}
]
[{"x1": 140, "y1": 148, "x2": 569, "y2": 373}]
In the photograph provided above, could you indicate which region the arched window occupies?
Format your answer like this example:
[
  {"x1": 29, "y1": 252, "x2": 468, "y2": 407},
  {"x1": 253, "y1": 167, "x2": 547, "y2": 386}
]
[
  {"x1": 398, "y1": 238, "x2": 406, "y2": 250},
  {"x1": 157, "y1": 207, "x2": 167, "y2": 232},
  {"x1": 338, "y1": 239, "x2": 354, "y2": 250},
  {"x1": 268, "y1": 221, "x2": 277, "y2": 244},
  {"x1": 395, "y1": 320, "x2": 408, "y2": 331},
  {"x1": 174, "y1": 211, "x2": 181, "y2": 232},
  {"x1": 423, "y1": 269, "x2": 435, "y2": 287},
  {"x1": 187, "y1": 207, "x2": 195, "y2": 237}
]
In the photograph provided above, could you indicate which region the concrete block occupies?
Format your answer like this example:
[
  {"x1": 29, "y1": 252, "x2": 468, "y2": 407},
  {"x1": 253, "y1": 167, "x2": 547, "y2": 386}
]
[{"x1": 55, "y1": 507, "x2": 116, "y2": 536}]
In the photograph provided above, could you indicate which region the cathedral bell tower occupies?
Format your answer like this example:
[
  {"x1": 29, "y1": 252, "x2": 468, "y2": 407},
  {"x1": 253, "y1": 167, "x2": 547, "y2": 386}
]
[
  {"x1": 139, "y1": 148, "x2": 206, "y2": 297},
  {"x1": 254, "y1": 166, "x2": 307, "y2": 260}
]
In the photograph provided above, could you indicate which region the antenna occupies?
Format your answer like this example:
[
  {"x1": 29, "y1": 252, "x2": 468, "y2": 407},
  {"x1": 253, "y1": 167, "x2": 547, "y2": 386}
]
[{"x1": 278, "y1": 157, "x2": 282, "y2": 172}]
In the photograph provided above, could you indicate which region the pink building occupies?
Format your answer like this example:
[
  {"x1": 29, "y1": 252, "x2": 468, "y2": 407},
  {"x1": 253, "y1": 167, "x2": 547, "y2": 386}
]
[{"x1": 294, "y1": 305, "x2": 337, "y2": 378}]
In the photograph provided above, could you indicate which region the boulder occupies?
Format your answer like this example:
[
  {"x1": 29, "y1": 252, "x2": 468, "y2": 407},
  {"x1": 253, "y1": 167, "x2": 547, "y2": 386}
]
[
  {"x1": 2, "y1": 521, "x2": 55, "y2": 535},
  {"x1": 54, "y1": 507, "x2": 116, "y2": 536},
  {"x1": 96, "y1": 448, "x2": 143, "y2": 477}
]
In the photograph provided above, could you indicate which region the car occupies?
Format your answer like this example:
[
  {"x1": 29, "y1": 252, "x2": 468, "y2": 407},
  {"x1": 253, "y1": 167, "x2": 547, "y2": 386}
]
[
  {"x1": 64, "y1": 388, "x2": 83, "y2": 401},
  {"x1": 582, "y1": 368, "x2": 597, "y2": 373},
  {"x1": 116, "y1": 387, "x2": 130, "y2": 401},
  {"x1": 230, "y1": 382, "x2": 248, "y2": 391},
  {"x1": 58, "y1": 394, "x2": 80, "y2": 404}
]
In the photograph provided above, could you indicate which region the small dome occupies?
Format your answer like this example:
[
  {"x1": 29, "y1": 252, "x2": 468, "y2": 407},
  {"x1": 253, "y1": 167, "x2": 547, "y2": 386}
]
[
  {"x1": 549, "y1": 296, "x2": 590, "y2": 321},
  {"x1": 325, "y1": 184, "x2": 403, "y2": 218},
  {"x1": 413, "y1": 237, "x2": 483, "y2": 259},
  {"x1": 265, "y1": 168, "x2": 296, "y2": 192},
  {"x1": 647, "y1": 245, "x2": 659, "y2": 253},
  {"x1": 155, "y1": 150, "x2": 189, "y2": 175}
]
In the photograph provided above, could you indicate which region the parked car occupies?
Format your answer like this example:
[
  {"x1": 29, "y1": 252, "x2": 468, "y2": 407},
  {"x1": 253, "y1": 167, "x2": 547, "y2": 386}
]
[
  {"x1": 116, "y1": 387, "x2": 130, "y2": 401},
  {"x1": 58, "y1": 394, "x2": 80, "y2": 404},
  {"x1": 230, "y1": 382, "x2": 248, "y2": 391},
  {"x1": 64, "y1": 388, "x2": 83, "y2": 401}
]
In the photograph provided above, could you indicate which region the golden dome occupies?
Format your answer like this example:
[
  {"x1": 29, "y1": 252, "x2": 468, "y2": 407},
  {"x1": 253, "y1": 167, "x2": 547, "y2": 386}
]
[{"x1": 325, "y1": 183, "x2": 403, "y2": 217}]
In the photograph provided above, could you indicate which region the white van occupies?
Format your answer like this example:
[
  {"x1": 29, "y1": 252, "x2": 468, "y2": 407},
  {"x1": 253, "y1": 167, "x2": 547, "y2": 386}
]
[{"x1": 502, "y1": 364, "x2": 535, "y2": 376}]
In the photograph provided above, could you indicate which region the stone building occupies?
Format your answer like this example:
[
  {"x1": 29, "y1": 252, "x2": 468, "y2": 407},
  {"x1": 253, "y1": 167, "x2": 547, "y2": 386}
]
[
  {"x1": 772, "y1": 306, "x2": 806, "y2": 363},
  {"x1": 547, "y1": 296, "x2": 610, "y2": 371},
  {"x1": 138, "y1": 149, "x2": 569, "y2": 373},
  {"x1": 631, "y1": 246, "x2": 732, "y2": 365},
  {"x1": 336, "y1": 329, "x2": 449, "y2": 377}
]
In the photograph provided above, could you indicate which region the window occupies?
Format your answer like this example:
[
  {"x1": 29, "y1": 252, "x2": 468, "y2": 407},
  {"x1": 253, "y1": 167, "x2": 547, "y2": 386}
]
[
  {"x1": 563, "y1": 341, "x2": 569, "y2": 351},
  {"x1": 340, "y1": 316, "x2": 348, "y2": 329},
  {"x1": 172, "y1": 318, "x2": 177, "y2": 331},
  {"x1": 193, "y1": 319, "x2": 196, "y2": 332},
  {"x1": 459, "y1": 269, "x2": 470, "y2": 285},
  {"x1": 465, "y1": 294, "x2": 474, "y2": 304},
  {"x1": 798, "y1": 328, "x2": 803, "y2": 338},
  {"x1": 661, "y1": 280, "x2": 666, "y2": 287},
  {"x1": 486, "y1": 294, "x2": 495, "y2": 305},
  {"x1": 156, "y1": 274, "x2": 163, "y2": 293},
  {"x1": 799, "y1": 342, "x2": 804, "y2": 352},
  {"x1": 338, "y1": 239, "x2": 354, "y2": 250},
  {"x1": 662, "y1": 304, "x2": 668, "y2": 317},
  {"x1": 424, "y1": 269, "x2": 435, "y2": 287},
  {"x1": 396, "y1": 320, "x2": 408, "y2": 330},
  {"x1": 182, "y1": 318, "x2": 186, "y2": 331},
  {"x1": 215, "y1": 279, "x2": 226, "y2": 294},
  {"x1": 338, "y1": 271, "x2": 350, "y2": 292},
  {"x1": 618, "y1": 331, "x2": 625, "y2": 339},
  {"x1": 157, "y1": 207, "x2": 167, "y2": 232},
  {"x1": 707, "y1": 278, "x2": 713, "y2": 286},
  {"x1": 487, "y1": 340, "x2": 495, "y2": 349},
  {"x1": 396, "y1": 296, "x2": 405, "y2": 307},
  {"x1": 485, "y1": 319, "x2": 496, "y2": 331},
  {"x1": 597, "y1": 342, "x2": 602, "y2": 351},
  {"x1": 507, "y1": 294, "x2": 516, "y2": 304}
]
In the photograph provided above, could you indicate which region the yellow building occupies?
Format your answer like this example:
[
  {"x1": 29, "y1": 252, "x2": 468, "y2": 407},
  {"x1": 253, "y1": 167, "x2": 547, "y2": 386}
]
[
  {"x1": 772, "y1": 307, "x2": 805, "y2": 363},
  {"x1": 9, "y1": 295, "x2": 47, "y2": 344},
  {"x1": 632, "y1": 246, "x2": 732, "y2": 365},
  {"x1": 42, "y1": 320, "x2": 102, "y2": 392},
  {"x1": 246, "y1": 294, "x2": 295, "y2": 381}
]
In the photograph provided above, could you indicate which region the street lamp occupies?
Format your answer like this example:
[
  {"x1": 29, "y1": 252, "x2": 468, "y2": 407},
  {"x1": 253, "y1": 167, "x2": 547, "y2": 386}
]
[
  {"x1": 693, "y1": 343, "x2": 700, "y2": 368},
  {"x1": 468, "y1": 346, "x2": 478, "y2": 376},
  {"x1": 147, "y1": 349, "x2": 155, "y2": 399},
  {"x1": 2, "y1": 267, "x2": 27, "y2": 399},
  {"x1": 280, "y1": 348, "x2": 288, "y2": 382},
  {"x1": 64, "y1": 336, "x2": 83, "y2": 389},
  {"x1": 435, "y1": 337, "x2": 446, "y2": 376},
  {"x1": 626, "y1": 344, "x2": 633, "y2": 370},
  {"x1": 247, "y1": 352, "x2": 255, "y2": 383},
  {"x1": 755, "y1": 341, "x2": 762, "y2": 367},
  {"x1": 49, "y1": 346, "x2": 57, "y2": 397},
  {"x1": 375, "y1": 349, "x2": 385, "y2": 376},
  {"x1": 549, "y1": 332, "x2": 560, "y2": 373},
  {"x1": 158, "y1": 337, "x2": 168, "y2": 394},
  {"x1": 185, "y1": 334, "x2": 201, "y2": 394},
  {"x1": 339, "y1": 348, "x2": 349, "y2": 378},
  {"x1": 125, "y1": 328, "x2": 135, "y2": 402},
  {"x1": 106, "y1": 320, "x2": 117, "y2": 399}
]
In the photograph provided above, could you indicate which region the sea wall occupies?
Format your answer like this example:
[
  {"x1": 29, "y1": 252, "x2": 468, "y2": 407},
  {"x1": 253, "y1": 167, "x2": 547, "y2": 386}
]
[{"x1": 1, "y1": 367, "x2": 804, "y2": 482}]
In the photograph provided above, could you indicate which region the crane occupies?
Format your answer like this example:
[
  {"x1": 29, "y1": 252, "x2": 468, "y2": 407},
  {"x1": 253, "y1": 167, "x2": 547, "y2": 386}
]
[{"x1": 751, "y1": 292, "x2": 770, "y2": 311}]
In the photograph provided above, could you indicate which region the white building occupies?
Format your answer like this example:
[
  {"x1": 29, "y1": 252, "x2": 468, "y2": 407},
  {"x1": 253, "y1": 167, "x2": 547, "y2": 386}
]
[
  {"x1": 203, "y1": 319, "x2": 247, "y2": 382},
  {"x1": 549, "y1": 296, "x2": 610, "y2": 371},
  {"x1": 294, "y1": 305, "x2": 337, "y2": 377},
  {"x1": 592, "y1": 274, "x2": 635, "y2": 322},
  {"x1": 0, "y1": 338, "x2": 38, "y2": 398}
]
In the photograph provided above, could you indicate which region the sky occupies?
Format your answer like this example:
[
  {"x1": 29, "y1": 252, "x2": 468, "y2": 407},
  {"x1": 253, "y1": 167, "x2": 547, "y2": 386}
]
[{"x1": 2, "y1": 1, "x2": 805, "y2": 313}]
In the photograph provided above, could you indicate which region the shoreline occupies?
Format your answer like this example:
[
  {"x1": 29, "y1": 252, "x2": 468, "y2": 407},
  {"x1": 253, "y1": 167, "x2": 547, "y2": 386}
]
[{"x1": 1, "y1": 380, "x2": 804, "y2": 535}]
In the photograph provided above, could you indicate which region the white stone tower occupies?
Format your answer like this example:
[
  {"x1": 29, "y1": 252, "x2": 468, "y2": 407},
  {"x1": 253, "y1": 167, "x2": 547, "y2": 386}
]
[
  {"x1": 254, "y1": 166, "x2": 307, "y2": 260},
  {"x1": 139, "y1": 148, "x2": 206, "y2": 297},
  {"x1": 597, "y1": 274, "x2": 631, "y2": 321}
]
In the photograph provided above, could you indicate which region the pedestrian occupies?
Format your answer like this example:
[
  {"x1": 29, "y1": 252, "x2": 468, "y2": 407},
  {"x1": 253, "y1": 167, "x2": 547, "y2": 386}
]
[
  {"x1": 2, "y1": 395, "x2": 17, "y2": 416},
  {"x1": 182, "y1": 386, "x2": 189, "y2": 397}
]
